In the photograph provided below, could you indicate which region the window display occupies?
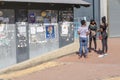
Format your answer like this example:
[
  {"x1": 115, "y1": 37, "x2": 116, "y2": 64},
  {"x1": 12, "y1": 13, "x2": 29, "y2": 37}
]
[
  {"x1": 59, "y1": 10, "x2": 73, "y2": 22},
  {"x1": 16, "y1": 9, "x2": 28, "y2": 22},
  {"x1": 28, "y1": 10, "x2": 58, "y2": 44},
  {"x1": 28, "y1": 10, "x2": 58, "y2": 23}
]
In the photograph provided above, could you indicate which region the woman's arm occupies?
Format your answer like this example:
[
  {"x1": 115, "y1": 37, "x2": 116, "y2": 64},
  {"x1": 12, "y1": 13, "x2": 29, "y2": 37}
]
[
  {"x1": 97, "y1": 24, "x2": 103, "y2": 32},
  {"x1": 86, "y1": 31, "x2": 89, "y2": 36},
  {"x1": 77, "y1": 31, "x2": 80, "y2": 35}
]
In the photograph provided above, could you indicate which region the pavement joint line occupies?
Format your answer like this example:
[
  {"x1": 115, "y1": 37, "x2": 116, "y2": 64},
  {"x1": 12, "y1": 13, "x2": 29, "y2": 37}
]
[{"x1": 0, "y1": 61, "x2": 62, "y2": 79}]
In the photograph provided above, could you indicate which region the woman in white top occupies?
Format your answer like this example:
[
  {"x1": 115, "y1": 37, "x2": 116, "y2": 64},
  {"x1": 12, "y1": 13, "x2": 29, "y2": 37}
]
[{"x1": 78, "y1": 20, "x2": 89, "y2": 58}]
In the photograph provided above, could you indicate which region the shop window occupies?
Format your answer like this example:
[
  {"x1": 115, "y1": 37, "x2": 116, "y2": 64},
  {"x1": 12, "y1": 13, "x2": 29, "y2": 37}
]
[
  {"x1": 28, "y1": 10, "x2": 58, "y2": 23},
  {"x1": 59, "y1": 10, "x2": 73, "y2": 22},
  {"x1": 15, "y1": 9, "x2": 28, "y2": 22},
  {"x1": 0, "y1": 9, "x2": 15, "y2": 24},
  {"x1": 28, "y1": 10, "x2": 58, "y2": 44}
]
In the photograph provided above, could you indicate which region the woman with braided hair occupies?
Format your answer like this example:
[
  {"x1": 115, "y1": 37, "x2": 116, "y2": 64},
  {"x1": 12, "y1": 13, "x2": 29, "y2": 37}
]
[{"x1": 98, "y1": 16, "x2": 109, "y2": 58}]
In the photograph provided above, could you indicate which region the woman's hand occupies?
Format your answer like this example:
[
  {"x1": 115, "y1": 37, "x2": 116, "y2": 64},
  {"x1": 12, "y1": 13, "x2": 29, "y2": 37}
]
[
  {"x1": 86, "y1": 31, "x2": 90, "y2": 36},
  {"x1": 100, "y1": 27, "x2": 103, "y2": 32},
  {"x1": 77, "y1": 31, "x2": 80, "y2": 35}
]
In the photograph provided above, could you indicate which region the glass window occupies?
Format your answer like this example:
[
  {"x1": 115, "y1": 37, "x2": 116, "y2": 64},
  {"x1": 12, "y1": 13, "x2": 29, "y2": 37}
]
[
  {"x1": 28, "y1": 10, "x2": 58, "y2": 23},
  {"x1": 59, "y1": 10, "x2": 73, "y2": 22},
  {"x1": 15, "y1": 9, "x2": 28, "y2": 22},
  {"x1": 0, "y1": 9, "x2": 15, "y2": 24}
]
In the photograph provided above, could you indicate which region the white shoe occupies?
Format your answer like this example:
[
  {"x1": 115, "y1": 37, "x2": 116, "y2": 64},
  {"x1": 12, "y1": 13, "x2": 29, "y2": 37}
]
[
  {"x1": 98, "y1": 54, "x2": 104, "y2": 58},
  {"x1": 104, "y1": 53, "x2": 108, "y2": 56}
]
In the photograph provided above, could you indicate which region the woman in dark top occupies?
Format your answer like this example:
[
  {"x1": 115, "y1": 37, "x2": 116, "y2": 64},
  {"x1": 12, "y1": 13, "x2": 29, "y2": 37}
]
[
  {"x1": 98, "y1": 16, "x2": 108, "y2": 58},
  {"x1": 89, "y1": 19, "x2": 97, "y2": 52}
]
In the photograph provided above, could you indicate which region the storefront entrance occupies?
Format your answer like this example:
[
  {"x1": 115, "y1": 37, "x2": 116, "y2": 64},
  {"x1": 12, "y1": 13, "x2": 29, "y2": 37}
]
[{"x1": 15, "y1": 9, "x2": 29, "y2": 63}]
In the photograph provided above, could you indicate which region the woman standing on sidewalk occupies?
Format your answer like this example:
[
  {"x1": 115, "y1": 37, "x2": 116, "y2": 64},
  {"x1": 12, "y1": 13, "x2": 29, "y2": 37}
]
[
  {"x1": 89, "y1": 19, "x2": 97, "y2": 52},
  {"x1": 78, "y1": 20, "x2": 89, "y2": 58},
  {"x1": 98, "y1": 16, "x2": 108, "y2": 58}
]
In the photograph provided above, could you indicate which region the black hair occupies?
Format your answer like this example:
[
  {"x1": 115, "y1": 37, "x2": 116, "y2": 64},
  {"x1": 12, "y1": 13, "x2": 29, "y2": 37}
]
[
  {"x1": 102, "y1": 16, "x2": 107, "y2": 27},
  {"x1": 81, "y1": 20, "x2": 86, "y2": 25},
  {"x1": 102, "y1": 16, "x2": 106, "y2": 23},
  {"x1": 90, "y1": 19, "x2": 96, "y2": 25}
]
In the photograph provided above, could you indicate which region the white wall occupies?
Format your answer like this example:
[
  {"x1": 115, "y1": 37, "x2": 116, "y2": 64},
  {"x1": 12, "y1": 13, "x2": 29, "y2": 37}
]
[
  {"x1": 109, "y1": 0, "x2": 120, "y2": 37},
  {"x1": 100, "y1": 0, "x2": 108, "y2": 19}
]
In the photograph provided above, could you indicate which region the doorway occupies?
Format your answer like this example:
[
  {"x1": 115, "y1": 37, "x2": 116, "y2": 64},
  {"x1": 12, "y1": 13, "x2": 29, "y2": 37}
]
[{"x1": 15, "y1": 9, "x2": 29, "y2": 63}]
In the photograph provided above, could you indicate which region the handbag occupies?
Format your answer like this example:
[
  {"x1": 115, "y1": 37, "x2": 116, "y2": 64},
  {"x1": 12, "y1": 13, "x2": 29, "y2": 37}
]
[
  {"x1": 91, "y1": 30, "x2": 96, "y2": 36},
  {"x1": 99, "y1": 35, "x2": 102, "y2": 40}
]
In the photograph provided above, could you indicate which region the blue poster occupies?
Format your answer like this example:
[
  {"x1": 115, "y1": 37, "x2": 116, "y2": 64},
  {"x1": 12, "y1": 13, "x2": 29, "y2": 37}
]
[
  {"x1": 46, "y1": 25, "x2": 55, "y2": 39},
  {"x1": 29, "y1": 13, "x2": 35, "y2": 23}
]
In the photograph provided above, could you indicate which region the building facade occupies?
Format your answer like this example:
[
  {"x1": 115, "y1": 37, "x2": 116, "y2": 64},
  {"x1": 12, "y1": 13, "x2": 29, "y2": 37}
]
[
  {"x1": 0, "y1": 0, "x2": 90, "y2": 69},
  {"x1": 108, "y1": 0, "x2": 120, "y2": 37}
]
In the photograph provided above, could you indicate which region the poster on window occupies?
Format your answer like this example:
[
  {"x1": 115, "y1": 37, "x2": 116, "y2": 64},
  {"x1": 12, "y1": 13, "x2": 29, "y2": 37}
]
[
  {"x1": 18, "y1": 26, "x2": 26, "y2": 33},
  {"x1": 46, "y1": 25, "x2": 55, "y2": 39},
  {"x1": 0, "y1": 24, "x2": 4, "y2": 32},
  {"x1": 37, "y1": 27, "x2": 44, "y2": 32},
  {"x1": 61, "y1": 22, "x2": 69, "y2": 36},
  {"x1": 30, "y1": 27, "x2": 36, "y2": 34},
  {"x1": 36, "y1": 24, "x2": 44, "y2": 33}
]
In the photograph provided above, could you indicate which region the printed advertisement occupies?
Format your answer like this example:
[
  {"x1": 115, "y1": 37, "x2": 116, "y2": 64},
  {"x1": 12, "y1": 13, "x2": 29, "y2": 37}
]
[
  {"x1": 30, "y1": 27, "x2": 36, "y2": 34},
  {"x1": 0, "y1": 24, "x2": 4, "y2": 32},
  {"x1": 61, "y1": 22, "x2": 69, "y2": 36},
  {"x1": 46, "y1": 25, "x2": 55, "y2": 39}
]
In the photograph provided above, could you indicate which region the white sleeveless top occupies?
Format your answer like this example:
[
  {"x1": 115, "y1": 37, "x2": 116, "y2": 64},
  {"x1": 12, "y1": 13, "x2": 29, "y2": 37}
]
[{"x1": 78, "y1": 26, "x2": 89, "y2": 38}]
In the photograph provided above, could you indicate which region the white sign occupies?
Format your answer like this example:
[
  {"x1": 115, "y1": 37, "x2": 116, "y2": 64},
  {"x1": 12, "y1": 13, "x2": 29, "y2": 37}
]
[
  {"x1": 18, "y1": 27, "x2": 26, "y2": 33},
  {"x1": 30, "y1": 27, "x2": 36, "y2": 34},
  {"x1": 0, "y1": 24, "x2": 4, "y2": 32},
  {"x1": 61, "y1": 22, "x2": 69, "y2": 35},
  {"x1": 37, "y1": 26, "x2": 44, "y2": 32}
]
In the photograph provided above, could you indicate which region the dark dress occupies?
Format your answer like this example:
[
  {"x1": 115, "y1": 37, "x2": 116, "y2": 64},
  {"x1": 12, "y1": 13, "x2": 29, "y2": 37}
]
[
  {"x1": 100, "y1": 23, "x2": 108, "y2": 53},
  {"x1": 89, "y1": 24, "x2": 97, "y2": 52}
]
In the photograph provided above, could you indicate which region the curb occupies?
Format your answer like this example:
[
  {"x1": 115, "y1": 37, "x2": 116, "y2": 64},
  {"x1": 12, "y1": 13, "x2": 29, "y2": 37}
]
[{"x1": 0, "y1": 61, "x2": 62, "y2": 79}]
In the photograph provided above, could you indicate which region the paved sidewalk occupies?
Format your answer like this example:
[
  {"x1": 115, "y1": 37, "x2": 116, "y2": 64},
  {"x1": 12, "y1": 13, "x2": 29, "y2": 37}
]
[{"x1": 0, "y1": 38, "x2": 120, "y2": 80}]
